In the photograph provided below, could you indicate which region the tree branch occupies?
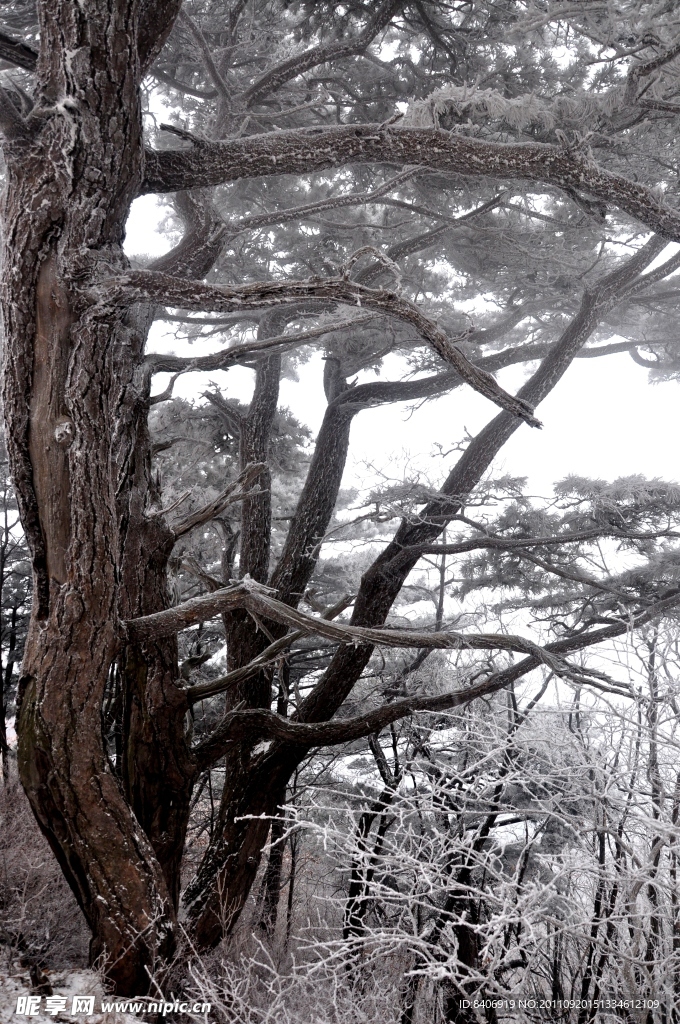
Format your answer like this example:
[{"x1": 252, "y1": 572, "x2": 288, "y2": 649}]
[
  {"x1": 241, "y1": 0, "x2": 401, "y2": 107},
  {"x1": 624, "y1": 37, "x2": 680, "y2": 105},
  {"x1": 171, "y1": 462, "x2": 267, "y2": 540},
  {"x1": 193, "y1": 588, "x2": 680, "y2": 764},
  {"x1": 93, "y1": 271, "x2": 541, "y2": 427},
  {"x1": 123, "y1": 576, "x2": 630, "y2": 681},
  {"x1": 151, "y1": 68, "x2": 218, "y2": 99},
  {"x1": 414, "y1": 526, "x2": 680, "y2": 556},
  {"x1": 138, "y1": 0, "x2": 183, "y2": 74},
  {"x1": 178, "y1": 10, "x2": 231, "y2": 105},
  {"x1": 0, "y1": 30, "x2": 37, "y2": 72},
  {"x1": 291, "y1": 235, "x2": 666, "y2": 728},
  {"x1": 142, "y1": 124, "x2": 680, "y2": 243},
  {"x1": 219, "y1": 168, "x2": 421, "y2": 235},
  {"x1": 185, "y1": 593, "x2": 353, "y2": 706},
  {"x1": 145, "y1": 314, "x2": 380, "y2": 374}
]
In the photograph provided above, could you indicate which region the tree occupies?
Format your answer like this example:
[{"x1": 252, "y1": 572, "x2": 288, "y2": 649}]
[{"x1": 4, "y1": 0, "x2": 680, "y2": 995}]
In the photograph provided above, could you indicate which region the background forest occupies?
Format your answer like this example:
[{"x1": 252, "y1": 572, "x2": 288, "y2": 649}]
[{"x1": 4, "y1": 1, "x2": 680, "y2": 1021}]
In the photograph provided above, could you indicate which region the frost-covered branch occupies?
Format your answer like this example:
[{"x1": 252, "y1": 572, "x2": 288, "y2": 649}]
[
  {"x1": 142, "y1": 124, "x2": 680, "y2": 243},
  {"x1": 0, "y1": 30, "x2": 37, "y2": 71},
  {"x1": 94, "y1": 270, "x2": 541, "y2": 426},
  {"x1": 241, "y1": 0, "x2": 401, "y2": 107},
  {"x1": 145, "y1": 314, "x2": 379, "y2": 374}
]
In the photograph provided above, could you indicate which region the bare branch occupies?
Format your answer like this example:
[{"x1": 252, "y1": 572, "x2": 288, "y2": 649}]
[
  {"x1": 145, "y1": 314, "x2": 380, "y2": 374},
  {"x1": 94, "y1": 271, "x2": 541, "y2": 427},
  {"x1": 194, "y1": 588, "x2": 680, "y2": 763},
  {"x1": 624, "y1": 37, "x2": 680, "y2": 105},
  {"x1": 125, "y1": 577, "x2": 617, "y2": 685},
  {"x1": 241, "y1": 0, "x2": 401, "y2": 107},
  {"x1": 171, "y1": 462, "x2": 267, "y2": 539},
  {"x1": 149, "y1": 371, "x2": 180, "y2": 405},
  {"x1": 151, "y1": 68, "x2": 218, "y2": 99},
  {"x1": 178, "y1": 10, "x2": 231, "y2": 105},
  {"x1": 186, "y1": 632, "x2": 297, "y2": 706},
  {"x1": 0, "y1": 30, "x2": 37, "y2": 72},
  {"x1": 220, "y1": 168, "x2": 422, "y2": 235}
]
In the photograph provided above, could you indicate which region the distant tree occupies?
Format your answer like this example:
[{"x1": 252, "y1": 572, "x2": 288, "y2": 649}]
[{"x1": 4, "y1": 0, "x2": 680, "y2": 995}]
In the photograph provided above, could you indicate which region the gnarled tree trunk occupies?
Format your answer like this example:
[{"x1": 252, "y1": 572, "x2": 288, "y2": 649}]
[{"x1": 2, "y1": 0, "x2": 179, "y2": 994}]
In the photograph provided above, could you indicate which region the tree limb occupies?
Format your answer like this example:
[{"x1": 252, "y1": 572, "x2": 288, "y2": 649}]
[
  {"x1": 151, "y1": 68, "x2": 218, "y2": 99},
  {"x1": 193, "y1": 588, "x2": 680, "y2": 764},
  {"x1": 123, "y1": 576, "x2": 642, "y2": 678},
  {"x1": 142, "y1": 124, "x2": 680, "y2": 243},
  {"x1": 624, "y1": 37, "x2": 680, "y2": 105},
  {"x1": 291, "y1": 235, "x2": 666, "y2": 728},
  {"x1": 0, "y1": 30, "x2": 37, "y2": 72},
  {"x1": 414, "y1": 526, "x2": 680, "y2": 556},
  {"x1": 171, "y1": 462, "x2": 267, "y2": 540},
  {"x1": 94, "y1": 271, "x2": 541, "y2": 427},
  {"x1": 184, "y1": 593, "x2": 353, "y2": 706},
  {"x1": 222, "y1": 168, "x2": 422, "y2": 235},
  {"x1": 138, "y1": 0, "x2": 183, "y2": 74},
  {"x1": 145, "y1": 314, "x2": 380, "y2": 374},
  {"x1": 178, "y1": 10, "x2": 231, "y2": 105},
  {"x1": 241, "y1": 0, "x2": 401, "y2": 107}
]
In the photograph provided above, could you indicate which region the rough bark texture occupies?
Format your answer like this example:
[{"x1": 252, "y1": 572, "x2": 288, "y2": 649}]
[
  {"x1": 2, "y1": 0, "x2": 177, "y2": 994},
  {"x1": 142, "y1": 125, "x2": 680, "y2": 243}
]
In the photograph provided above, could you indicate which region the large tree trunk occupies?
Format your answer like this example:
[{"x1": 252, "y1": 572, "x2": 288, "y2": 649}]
[{"x1": 2, "y1": 0, "x2": 177, "y2": 993}]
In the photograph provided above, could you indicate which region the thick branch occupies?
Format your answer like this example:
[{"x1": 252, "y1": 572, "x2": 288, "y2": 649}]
[
  {"x1": 149, "y1": 191, "x2": 225, "y2": 280},
  {"x1": 142, "y1": 124, "x2": 680, "y2": 243},
  {"x1": 94, "y1": 271, "x2": 541, "y2": 426},
  {"x1": 124, "y1": 577, "x2": 634, "y2": 678},
  {"x1": 293, "y1": 235, "x2": 665, "y2": 727},
  {"x1": 194, "y1": 588, "x2": 680, "y2": 761},
  {"x1": 138, "y1": 0, "x2": 183, "y2": 74}
]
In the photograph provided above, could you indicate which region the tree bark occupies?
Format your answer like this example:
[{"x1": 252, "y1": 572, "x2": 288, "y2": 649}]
[{"x1": 2, "y1": 0, "x2": 178, "y2": 993}]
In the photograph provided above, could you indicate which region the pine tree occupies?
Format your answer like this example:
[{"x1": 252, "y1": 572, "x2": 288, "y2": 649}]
[{"x1": 3, "y1": 0, "x2": 680, "y2": 994}]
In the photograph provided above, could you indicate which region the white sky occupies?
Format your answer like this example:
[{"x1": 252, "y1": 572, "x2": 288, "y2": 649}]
[{"x1": 126, "y1": 197, "x2": 680, "y2": 503}]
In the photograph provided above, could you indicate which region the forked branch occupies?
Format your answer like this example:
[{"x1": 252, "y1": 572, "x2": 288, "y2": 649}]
[{"x1": 192, "y1": 588, "x2": 680, "y2": 767}]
